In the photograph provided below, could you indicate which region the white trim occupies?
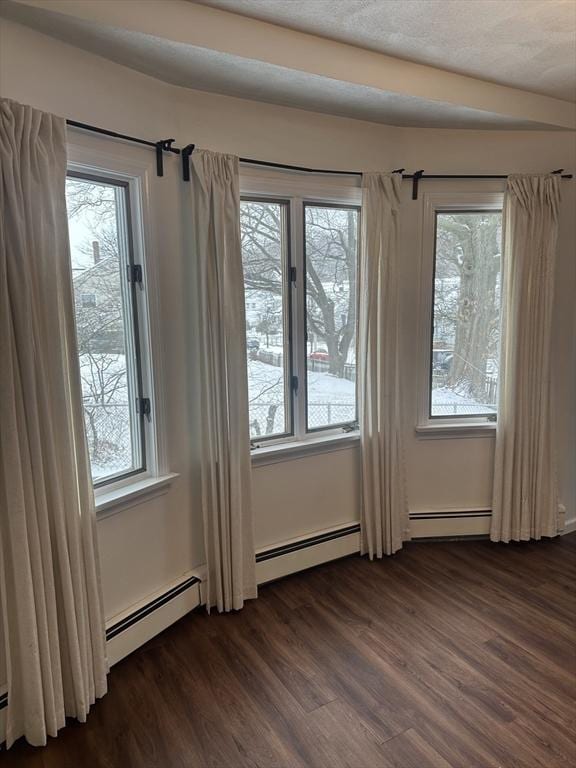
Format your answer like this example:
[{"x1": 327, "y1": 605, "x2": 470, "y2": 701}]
[
  {"x1": 257, "y1": 533, "x2": 360, "y2": 584},
  {"x1": 415, "y1": 423, "x2": 496, "y2": 439},
  {"x1": 240, "y1": 172, "x2": 360, "y2": 446},
  {"x1": 561, "y1": 517, "x2": 576, "y2": 535},
  {"x1": 411, "y1": 515, "x2": 491, "y2": 538},
  {"x1": 105, "y1": 570, "x2": 202, "y2": 666},
  {"x1": 252, "y1": 431, "x2": 359, "y2": 467},
  {"x1": 255, "y1": 523, "x2": 361, "y2": 584},
  {"x1": 409, "y1": 506, "x2": 491, "y2": 538},
  {"x1": 291, "y1": 195, "x2": 308, "y2": 440},
  {"x1": 240, "y1": 165, "x2": 362, "y2": 205},
  {"x1": 410, "y1": 505, "x2": 492, "y2": 515},
  {"x1": 95, "y1": 473, "x2": 178, "y2": 518},
  {"x1": 416, "y1": 187, "x2": 505, "y2": 433},
  {"x1": 66, "y1": 137, "x2": 171, "y2": 496}
]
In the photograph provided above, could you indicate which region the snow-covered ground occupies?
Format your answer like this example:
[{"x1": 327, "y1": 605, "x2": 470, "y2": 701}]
[
  {"x1": 431, "y1": 386, "x2": 496, "y2": 417},
  {"x1": 78, "y1": 353, "x2": 134, "y2": 480},
  {"x1": 248, "y1": 359, "x2": 495, "y2": 435},
  {"x1": 79, "y1": 351, "x2": 496, "y2": 473},
  {"x1": 248, "y1": 358, "x2": 356, "y2": 433}
]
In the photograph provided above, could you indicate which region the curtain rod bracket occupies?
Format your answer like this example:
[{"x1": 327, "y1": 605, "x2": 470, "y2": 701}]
[
  {"x1": 181, "y1": 144, "x2": 196, "y2": 182},
  {"x1": 412, "y1": 170, "x2": 425, "y2": 200},
  {"x1": 155, "y1": 139, "x2": 177, "y2": 177}
]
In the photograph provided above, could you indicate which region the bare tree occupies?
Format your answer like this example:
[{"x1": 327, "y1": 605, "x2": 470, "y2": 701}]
[
  {"x1": 435, "y1": 213, "x2": 501, "y2": 401},
  {"x1": 66, "y1": 178, "x2": 132, "y2": 472},
  {"x1": 241, "y1": 202, "x2": 357, "y2": 377},
  {"x1": 305, "y1": 207, "x2": 357, "y2": 376}
]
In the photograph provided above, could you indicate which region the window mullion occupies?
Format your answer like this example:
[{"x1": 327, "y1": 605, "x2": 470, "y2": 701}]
[{"x1": 290, "y1": 197, "x2": 307, "y2": 440}]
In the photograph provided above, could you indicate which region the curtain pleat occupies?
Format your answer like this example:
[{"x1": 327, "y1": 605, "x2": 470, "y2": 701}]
[
  {"x1": 0, "y1": 98, "x2": 108, "y2": 747},
  {"x1": 189, "y1": 150, "x2": 257, "y2": 612},
  {"x1": 491, "y1": 174, "x2": 561, "y2": 542},
  {"x1": 358, "y1": 173, "x2": 409, "y2": 557}
]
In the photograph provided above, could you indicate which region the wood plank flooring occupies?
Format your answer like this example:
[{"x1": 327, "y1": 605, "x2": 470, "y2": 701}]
[{"x1": 3, "y1": 535, "x2": 576, "y2": 767}]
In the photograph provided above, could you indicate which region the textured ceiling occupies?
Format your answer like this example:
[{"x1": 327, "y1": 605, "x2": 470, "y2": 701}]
[
  {"x1": 194, "y1": 0, "x2": 576, "y2": 102},
  {"x1": 0, "y1": 0, "x2": 572, "y2": 129}
]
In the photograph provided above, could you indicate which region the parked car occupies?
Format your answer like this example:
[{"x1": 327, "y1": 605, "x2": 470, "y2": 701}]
[
  {"x1": 246, "y1": 338, "x2": 260, "y2": 352},
  {"x1": 309, "y1": 350, "x2": 329, "y2": 361},
  {"x1": 432, "y1": 349, "x2": 453, "y2": 373}
]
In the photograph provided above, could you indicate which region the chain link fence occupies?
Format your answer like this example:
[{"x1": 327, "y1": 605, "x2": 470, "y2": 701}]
[
  {"x1": 249, "y1": 402, "x2": 356, "y2": 437},
  {"x1": 82, "y1": 402, "x2": 133, "y2": 479},
  {"x1": 431, "y1": 402, "x2": 497, "y2": 417}
]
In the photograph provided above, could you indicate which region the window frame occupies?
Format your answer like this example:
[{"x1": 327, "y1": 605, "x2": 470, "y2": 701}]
[
  {"x1": 240, "y1": 167, "x2": 361, "y2": 449},
  {"x1": 67, "y1": 169, "x2": 147, "y2": 488},
  {"x1": 416, "y1": 189, "x2": 504, "y2": 433},
  {"x1": 303, "y1": 200, "x2": 360, "y2": 434},
  {"x1": 241, "y1": 195, "x2": 295, "y2": 443},
  {"x1": 66, "y1": 139, "x2": 170, "y2": 500}
]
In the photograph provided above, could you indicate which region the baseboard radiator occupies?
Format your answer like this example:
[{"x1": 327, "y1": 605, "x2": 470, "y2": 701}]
[
  {"x1": 0, "y1": 507, "x2": 512, "y2": 725},
  {"x1": 4, "y1": 506, "x2": 575, "y2": 741}
]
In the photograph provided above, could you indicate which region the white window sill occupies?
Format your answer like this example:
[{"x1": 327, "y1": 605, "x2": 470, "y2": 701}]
[
  {"x1": 251, "y1": 432, "x2": 360, "y2": 467},
  {"x1": 415, "y1": 422, "x2": 496, "y2": 439},
  {"x1": 95, "y1": 473, "x2": 179, "y2": 518}
]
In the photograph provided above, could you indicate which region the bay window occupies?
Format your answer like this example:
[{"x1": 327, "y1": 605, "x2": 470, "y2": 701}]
[
  {"x1": 418, "y1": 191, "x2": 503, "y2": 431},
  {"x1": 66, "y1": 170, "x2": 151, "y2": 486},
  {"x1": 240, "y1": 174, "x2": 360, "y2": 446}
]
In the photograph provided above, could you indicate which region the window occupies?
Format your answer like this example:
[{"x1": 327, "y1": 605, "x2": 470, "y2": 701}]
[
  {"x1": 240, "y1": 184, "x2": 360, "y2": 445},
  {"x1": 81, "y1": 292, "x2": 97, "y2": 308},
  {"x1": 304, "y1": 204, "x2": 358, "y2": 431},
  {"x1": 241, "y1": 199, "x2": 292, "y2": 439},
  {"x1": 428, "y1": 205, "x2": 502, "y2": 421},
  {"x1": 66, "y1": 172, "x2": 148, "y2": 486}
]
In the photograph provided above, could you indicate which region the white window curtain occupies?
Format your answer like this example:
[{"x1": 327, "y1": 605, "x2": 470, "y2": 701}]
[
  {"x1": 0, "y1": 99, "x2": 108, "y2": 747},
  {"x1": 358, "y1": 173, "x2": 409, "y2": 558},
  {"x1": 491, "y1": 174, "x2": 562, "y2": 542},
  {"x1": 188, "y1": 150, "x2": 257, "y2": 612}
]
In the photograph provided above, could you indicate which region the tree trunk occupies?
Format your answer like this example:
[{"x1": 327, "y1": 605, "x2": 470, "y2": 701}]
[{"x1": 446, "y1": 215, "x2": 499, "y2": 403}]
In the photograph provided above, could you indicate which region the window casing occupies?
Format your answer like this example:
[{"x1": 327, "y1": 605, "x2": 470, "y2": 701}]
[
  {"x1": 66, "y1": 159, "x2": 159, "y2": 490},
  {"x1": 240, "y1": 169, "x2": 361, "y2": 448},
  {"x1": 417, "y1": 190, "x2": 504, "y2": 431},
  {"x1": 304, "y1": 203, "x2": 359, "y2": 433}
]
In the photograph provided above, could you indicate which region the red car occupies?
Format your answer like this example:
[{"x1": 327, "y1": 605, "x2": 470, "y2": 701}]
[{"x1": 308, "y1": 350, "x2": 330, "y2": 361}]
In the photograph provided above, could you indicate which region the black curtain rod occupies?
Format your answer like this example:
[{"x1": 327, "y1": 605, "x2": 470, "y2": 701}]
[
  {"x1": 403, "y1": 169, "x2": 572, "y2": 199},
  {"x1": 66, "y1": 119, "x2": 180, "y2": 177},
  {"x1": 237, "y1": 159, "x2": 572, "y2": 200},
  {"x1": 237, "y1": 158, "x2": 573, "y2": 182},
  {"x1": 65, "y1": 119, "x2": 573, "y2": 197},
  {"x1": 238, "y1": 157, "x2": 363, "y2": 176}
]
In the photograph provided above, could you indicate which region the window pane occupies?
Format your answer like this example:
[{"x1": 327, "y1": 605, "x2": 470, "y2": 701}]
[
  {"x1": 431, "y1": 211, "x2": 502, "y2": 418},
  {"x1": 66, "y1": 176, "x2": 143, "y2": 483},
  {"x1": 241, "y1": 200, "x2": 290, "y2": 439},
  {"x1": 305, "y1": 205, "x2": 358, "y2": 430}
]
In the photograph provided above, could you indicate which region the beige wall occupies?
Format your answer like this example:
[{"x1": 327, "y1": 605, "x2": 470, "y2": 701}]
[
  {"x1": 1, "y1": 18, "x2": 575, "y2": 630},
  {"x1": 396, "y1": 128, "x2": 576, "y2": 523}
]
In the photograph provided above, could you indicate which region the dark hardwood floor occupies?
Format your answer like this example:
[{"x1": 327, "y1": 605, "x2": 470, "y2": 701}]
[{"x1": 4, "y1": 535, "x2": 576, "y2": 767}]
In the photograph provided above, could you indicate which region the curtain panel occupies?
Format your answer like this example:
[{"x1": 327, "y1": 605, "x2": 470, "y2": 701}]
[
  {"x1": 0, "y1": 99, "x2": 108, "y2": 747},
  {"x1": 491, "y1": 174, "x2": 562, "y2": 542},
  {"x1": 188, "y1": 150, "x2": 257, "y2": 612},
  {"x1": 358, "y1": 173, "x2": 409, "y2": 558}
]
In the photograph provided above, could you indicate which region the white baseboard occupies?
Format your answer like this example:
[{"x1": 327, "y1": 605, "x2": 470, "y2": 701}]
[
  {"x1": 105, "y1": 572, "x2": 203, "y2": 666},
  {"x1": 93, "y1": 509, "x2": 576, "y2": 671},
  {"x1": 409, "y1": 508, "x2": 491, "y2": 538},
  {"x1": 0, "y1": 696, "x2": 5, "y2": 746},
  {"x1": 256, "y1": 523, "x2": 361, "y2": 584},
  {"x1": 562, "y1": 517, "x2": 576, "y2": 535},
  {"x1": 3, "y1": 508, "x2": 569, "y2": 743}
]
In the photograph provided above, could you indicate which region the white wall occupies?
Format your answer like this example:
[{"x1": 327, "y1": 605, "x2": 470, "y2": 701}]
[
  {"x1": 1, "y1": 18, "x2": 575, "y2": 633},
  {"x1": 396, "y1": 129, "x2": 576, "y2": 523}
]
